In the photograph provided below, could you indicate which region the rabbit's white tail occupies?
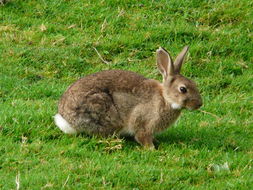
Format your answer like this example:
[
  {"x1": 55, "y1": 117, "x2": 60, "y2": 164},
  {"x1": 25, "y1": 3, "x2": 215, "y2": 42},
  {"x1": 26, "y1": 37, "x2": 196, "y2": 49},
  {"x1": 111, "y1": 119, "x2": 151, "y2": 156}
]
[{"x1": 54, "y1": 113, "x2": 77, "y2": 134}]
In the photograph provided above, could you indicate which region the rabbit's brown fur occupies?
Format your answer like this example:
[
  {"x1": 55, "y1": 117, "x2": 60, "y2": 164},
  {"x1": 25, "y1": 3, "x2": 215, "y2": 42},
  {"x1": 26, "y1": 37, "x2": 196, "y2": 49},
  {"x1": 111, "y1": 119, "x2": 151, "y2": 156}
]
[{"x1": 55, "y1": 47, "x2": 202, "y2": 149}]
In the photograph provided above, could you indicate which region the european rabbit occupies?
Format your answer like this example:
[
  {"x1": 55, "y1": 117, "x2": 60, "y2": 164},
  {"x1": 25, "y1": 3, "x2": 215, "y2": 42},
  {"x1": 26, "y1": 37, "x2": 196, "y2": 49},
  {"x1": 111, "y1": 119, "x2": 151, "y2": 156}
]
[{"x1": 54, "y1": 46, "x2": 202, "y2": 148}]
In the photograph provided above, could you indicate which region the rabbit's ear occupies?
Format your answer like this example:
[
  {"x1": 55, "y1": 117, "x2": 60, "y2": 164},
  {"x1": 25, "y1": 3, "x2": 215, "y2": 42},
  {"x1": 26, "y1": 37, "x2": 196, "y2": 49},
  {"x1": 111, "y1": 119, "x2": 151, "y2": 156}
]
[
  {"x1": 156, "y1": 47, "x2": 174, "y2": 80},
  {"x1": 174, "y1": 46, "x2": 189, "y2": 73}
]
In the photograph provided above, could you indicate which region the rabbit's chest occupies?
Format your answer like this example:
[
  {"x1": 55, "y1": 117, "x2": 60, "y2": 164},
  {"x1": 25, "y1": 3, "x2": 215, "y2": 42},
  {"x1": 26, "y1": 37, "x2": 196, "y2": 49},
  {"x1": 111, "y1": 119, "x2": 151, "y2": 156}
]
[{"x1": 155, "y1": 109, "x2": 181, "y2": 133}]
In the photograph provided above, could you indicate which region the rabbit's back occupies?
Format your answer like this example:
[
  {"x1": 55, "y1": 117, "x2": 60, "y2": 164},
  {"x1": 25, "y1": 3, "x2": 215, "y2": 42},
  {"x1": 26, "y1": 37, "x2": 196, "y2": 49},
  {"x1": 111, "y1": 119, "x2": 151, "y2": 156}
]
[{"x1": 63, "y1": 70, "x2": 147, "y2": 94}]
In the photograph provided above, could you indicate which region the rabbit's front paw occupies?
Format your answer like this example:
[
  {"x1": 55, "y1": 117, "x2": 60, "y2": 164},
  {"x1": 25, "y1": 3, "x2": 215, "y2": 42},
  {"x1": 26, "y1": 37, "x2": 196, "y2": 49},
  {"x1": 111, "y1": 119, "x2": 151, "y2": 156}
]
[{"x1": 135, "y1": 131, "x2": 155, "y2": 150}]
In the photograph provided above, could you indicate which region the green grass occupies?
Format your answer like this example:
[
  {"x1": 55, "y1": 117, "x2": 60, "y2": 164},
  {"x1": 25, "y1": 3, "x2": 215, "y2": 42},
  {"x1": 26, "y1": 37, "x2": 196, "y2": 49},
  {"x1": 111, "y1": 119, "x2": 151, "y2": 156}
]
[{"x1": 0, "y1": 0, "x2": 252, "y2": 189}]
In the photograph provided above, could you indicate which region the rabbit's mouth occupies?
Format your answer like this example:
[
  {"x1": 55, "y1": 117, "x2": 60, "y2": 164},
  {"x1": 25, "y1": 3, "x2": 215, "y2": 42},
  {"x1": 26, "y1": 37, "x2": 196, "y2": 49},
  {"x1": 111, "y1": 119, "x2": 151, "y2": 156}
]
[{"x1": 185, "y1": 99, "x2": 202, "y2": 110}]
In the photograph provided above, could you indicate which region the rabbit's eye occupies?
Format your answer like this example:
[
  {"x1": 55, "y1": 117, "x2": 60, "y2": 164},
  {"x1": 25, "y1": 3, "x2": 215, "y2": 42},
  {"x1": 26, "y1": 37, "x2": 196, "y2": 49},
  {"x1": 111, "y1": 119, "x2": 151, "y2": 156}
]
[{"x1": 180, "y1": 86, "x2": 187, "y2": 93}]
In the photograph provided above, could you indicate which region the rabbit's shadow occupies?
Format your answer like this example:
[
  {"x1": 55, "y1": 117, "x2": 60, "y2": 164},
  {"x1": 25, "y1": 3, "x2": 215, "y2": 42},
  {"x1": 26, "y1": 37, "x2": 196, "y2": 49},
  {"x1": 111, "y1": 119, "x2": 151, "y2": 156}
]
[{"x1": 155, "y1": 127, "x2": 240, "y2": 151}]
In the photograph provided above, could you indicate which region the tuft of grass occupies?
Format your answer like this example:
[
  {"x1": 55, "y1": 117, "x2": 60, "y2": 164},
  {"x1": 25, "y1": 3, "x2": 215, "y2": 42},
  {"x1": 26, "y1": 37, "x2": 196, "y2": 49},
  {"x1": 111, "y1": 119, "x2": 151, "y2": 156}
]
[{"x1": 0, "y1": 0, "x2": 252, "y2": 189}]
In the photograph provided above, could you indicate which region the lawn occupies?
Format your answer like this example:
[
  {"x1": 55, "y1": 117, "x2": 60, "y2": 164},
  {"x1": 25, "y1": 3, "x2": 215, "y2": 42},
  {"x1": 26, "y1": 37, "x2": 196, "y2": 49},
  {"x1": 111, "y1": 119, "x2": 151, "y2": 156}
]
[{"x1": 0, "y1": 0, "x2": 252, "y2": 189}]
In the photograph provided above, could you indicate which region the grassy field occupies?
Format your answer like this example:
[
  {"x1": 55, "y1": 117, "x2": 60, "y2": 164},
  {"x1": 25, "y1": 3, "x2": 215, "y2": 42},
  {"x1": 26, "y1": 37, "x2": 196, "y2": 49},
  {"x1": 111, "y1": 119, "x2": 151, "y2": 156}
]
[{"x1": 0, "y1": 0, "x2": 252, "y2": 189}]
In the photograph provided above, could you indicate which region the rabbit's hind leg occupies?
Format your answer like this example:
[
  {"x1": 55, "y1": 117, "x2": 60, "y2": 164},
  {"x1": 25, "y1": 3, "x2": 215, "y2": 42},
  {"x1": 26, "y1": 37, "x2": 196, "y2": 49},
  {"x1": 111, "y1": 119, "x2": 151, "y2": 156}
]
[{"x1": 74, "y1": 92, "x2": 122, "y2": 136}]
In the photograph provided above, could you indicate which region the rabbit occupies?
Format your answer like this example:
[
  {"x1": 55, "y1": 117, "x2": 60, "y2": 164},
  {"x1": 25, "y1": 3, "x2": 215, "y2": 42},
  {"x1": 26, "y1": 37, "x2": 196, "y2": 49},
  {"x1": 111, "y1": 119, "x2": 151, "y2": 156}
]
[{"x1": 54, "y1": 46, "x2": 202, "y2": 149}]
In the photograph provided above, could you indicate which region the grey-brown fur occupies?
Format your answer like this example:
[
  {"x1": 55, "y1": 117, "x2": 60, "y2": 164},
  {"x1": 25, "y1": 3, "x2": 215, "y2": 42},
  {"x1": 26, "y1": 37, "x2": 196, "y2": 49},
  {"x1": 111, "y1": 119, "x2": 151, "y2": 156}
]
[{"x1": 56, "y1": 46, "x2": 202, "y2": 149}]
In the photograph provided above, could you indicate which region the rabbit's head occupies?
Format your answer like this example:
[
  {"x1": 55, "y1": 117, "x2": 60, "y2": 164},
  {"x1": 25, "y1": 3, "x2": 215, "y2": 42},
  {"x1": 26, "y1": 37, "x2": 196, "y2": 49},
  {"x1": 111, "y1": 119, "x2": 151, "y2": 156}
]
[{"x1": 157, "y1": 46, "x2": 202, "y2": 110}]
